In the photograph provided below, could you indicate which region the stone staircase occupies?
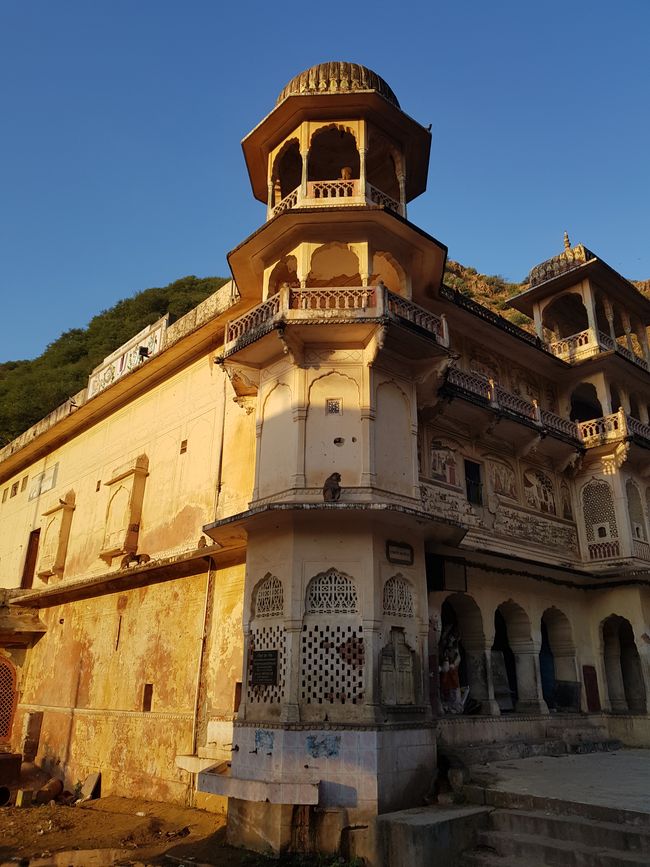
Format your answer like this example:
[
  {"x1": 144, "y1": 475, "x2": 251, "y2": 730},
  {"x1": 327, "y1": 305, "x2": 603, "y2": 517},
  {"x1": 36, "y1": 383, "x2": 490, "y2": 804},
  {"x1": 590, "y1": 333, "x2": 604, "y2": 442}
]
[{"x1": 460, "y1": 806, "x2": 650, "y2": 866}]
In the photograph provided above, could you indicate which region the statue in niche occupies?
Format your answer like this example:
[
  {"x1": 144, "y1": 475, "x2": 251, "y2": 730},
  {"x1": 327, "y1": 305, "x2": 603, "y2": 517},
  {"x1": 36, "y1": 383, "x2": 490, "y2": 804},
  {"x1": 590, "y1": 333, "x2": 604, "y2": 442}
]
[
  {"x1": 322, "y1": 473, "x2": 342, "y2": 501},
  {"x1": 438, "y1": 624, "x2": 464, "y2": 714},
  {"x1": 380, "y1": 628, "x2": 417, "y2": 706}
]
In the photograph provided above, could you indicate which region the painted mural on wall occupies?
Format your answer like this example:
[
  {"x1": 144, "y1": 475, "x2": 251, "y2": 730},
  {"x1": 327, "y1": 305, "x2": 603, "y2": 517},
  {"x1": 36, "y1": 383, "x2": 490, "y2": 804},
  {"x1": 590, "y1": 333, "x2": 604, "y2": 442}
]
[
  {"x1": 523, "y1": 468, "x2": 556, "y2": 514},
  {"x1": 430, "y1": 440, "x2": 459, "y2": 487},
  {"x1": 488, "y1": 461, "x2": 518, "y2": 501}
]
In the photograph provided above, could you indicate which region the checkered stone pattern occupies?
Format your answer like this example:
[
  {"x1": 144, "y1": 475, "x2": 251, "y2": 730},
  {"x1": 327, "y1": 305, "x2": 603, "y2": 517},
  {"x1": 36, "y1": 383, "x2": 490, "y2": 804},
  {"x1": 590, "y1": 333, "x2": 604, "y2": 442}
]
[
  {"x1": 301, "y1": 623, "x2": 364, "y2": 705},
  {"x1": 582, "y1": 479, "x2": 618, "y2": 540}
]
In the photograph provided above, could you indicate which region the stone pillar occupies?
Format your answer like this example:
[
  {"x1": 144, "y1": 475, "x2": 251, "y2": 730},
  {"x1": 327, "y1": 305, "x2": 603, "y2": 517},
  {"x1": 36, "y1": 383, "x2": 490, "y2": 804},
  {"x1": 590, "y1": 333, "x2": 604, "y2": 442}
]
[
  {"x1": 533, "y1": 304, "x2": 544, "y2": 341},
  {"x1": 463, "y1": 635, "x2": 500, "y2": 716},
  {"x1": 359, "y1": 147, "x2": 367, "y2": 199},
  {"x1": 292, "y1": 405, "x2": 307, "y2": 490},
  {"x1": 511, "y1": 640, "x2": 548, "y2": 714},
  {"x1": 280, "y1": 620, "x2": 301, "y2": 723},
  {"x1": 300, "y1": 149, "x2": 308, "y2": 202},
  {"x1": 604, "y1": 643, "x2": 628, "y2": 712},
  {"x1": 583, "y1": 280, "x2": 598, "y2": 337},
  {"x1": 622, "y1": 310, "x2": 635, "y2": 355},
  {"x1": 397, "y1": 172, "x2": 407, "y2": 219},
  {"x1": 602, "y1": 297, "x2": 616, "y2": 341},
  {"x1": 267, "y1": 180, "x2": 274, "y2": 220}
]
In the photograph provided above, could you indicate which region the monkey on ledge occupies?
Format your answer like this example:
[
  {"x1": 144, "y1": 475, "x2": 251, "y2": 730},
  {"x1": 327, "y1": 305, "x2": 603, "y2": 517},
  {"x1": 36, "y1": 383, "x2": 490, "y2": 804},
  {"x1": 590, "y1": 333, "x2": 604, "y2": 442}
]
[{"x1": 322, "y1": 473, "x2": 342, "y2": 501}]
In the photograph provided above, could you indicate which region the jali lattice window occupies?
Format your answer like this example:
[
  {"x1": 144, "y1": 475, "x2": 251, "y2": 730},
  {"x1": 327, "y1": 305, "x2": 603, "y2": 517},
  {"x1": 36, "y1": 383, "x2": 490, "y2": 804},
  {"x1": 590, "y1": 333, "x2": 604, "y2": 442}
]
[
  {"x1": 254, "y1": 574, "x2": 284, "y2": 618},
  {"x1": 383, "y1": 575, "x2": 414, "y2": 618},
  {"x1": 0, "y1": 658, "x2": 17, "y2": 740},
  {"x1": 582, "y1": 479, "x2": 618, "y2": 541},
  {"x1": 305, "y1": 568, "x2": 358, "y2": 614}
]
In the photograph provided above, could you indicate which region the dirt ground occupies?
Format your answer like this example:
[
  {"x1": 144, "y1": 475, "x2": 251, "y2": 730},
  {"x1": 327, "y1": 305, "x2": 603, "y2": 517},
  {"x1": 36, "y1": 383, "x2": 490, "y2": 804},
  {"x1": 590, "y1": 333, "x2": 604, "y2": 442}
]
[
  {"x1": 0, "y1": 795, "x2": 251, "y2": 866},
  {"x1": 0, "y1": 795, "x2": 356, "y2": 867}
]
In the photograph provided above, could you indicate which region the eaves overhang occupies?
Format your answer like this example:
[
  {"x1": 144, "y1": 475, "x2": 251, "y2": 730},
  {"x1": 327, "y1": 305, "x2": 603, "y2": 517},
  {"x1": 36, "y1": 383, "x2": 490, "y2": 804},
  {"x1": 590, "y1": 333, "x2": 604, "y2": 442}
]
[
  {"x1": 228, "y1": 205, "x2": 448, "y2": 302},
  {"x1": 242, "y1": 91, "x2": 431, "y2": 204}
]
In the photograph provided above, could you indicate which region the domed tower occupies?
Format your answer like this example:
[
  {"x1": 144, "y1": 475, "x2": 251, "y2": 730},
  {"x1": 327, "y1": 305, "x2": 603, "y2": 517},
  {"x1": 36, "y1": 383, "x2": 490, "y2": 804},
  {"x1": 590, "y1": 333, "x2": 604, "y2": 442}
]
[{"x1": 201, "y1": 63, "x2": 453, "y2": 853}]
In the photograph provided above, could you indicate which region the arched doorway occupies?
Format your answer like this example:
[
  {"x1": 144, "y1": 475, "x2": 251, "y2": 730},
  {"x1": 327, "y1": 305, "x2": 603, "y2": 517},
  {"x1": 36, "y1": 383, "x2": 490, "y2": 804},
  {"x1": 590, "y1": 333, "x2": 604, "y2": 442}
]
[
  {"x1": 540, "y1": 607, "x2": 579, "y2": 711},
  {"x1": 0, "y1": 657, "x2": 18, "y2": 744},
  {"x1": 602, "y1": 615, "x2": 647, "y2": 713},
  {"x1": 493, "y1": 601, "x2": 547, "y2": 714},
  {"x1": 440, "y1": 595, "x2": 497, "y2": 715}
]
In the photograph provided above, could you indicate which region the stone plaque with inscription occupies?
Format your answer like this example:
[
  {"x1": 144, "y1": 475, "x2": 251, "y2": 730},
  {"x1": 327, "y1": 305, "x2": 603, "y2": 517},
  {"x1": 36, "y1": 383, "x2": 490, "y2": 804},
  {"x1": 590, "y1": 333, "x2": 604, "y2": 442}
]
[{"x1": 251, "y1": 649, "x2": 279, "y2": 686}]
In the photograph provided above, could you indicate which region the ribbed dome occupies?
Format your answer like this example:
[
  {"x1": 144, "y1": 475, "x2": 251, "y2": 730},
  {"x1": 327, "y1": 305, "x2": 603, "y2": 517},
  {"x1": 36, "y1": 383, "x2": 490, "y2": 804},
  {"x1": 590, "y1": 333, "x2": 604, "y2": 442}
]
[{"x1": 277, "y1": 62, "x2": 400, "y2": 108}]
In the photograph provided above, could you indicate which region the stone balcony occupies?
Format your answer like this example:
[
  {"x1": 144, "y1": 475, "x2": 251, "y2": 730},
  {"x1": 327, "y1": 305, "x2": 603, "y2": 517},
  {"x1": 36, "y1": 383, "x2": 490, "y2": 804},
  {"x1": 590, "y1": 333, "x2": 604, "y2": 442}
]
[
  {"x1": 547, "y1": 327, "x2": 650, "y2": 372},
  {"x1": 444, "y1": 366, "x2": 579, "y2": 444},
  {"x1": 269, "y1": 180, "x2": 403, "y2": 218},
  {"x1": 222, "y1": 285, "x2": 448, "y2": 358}
]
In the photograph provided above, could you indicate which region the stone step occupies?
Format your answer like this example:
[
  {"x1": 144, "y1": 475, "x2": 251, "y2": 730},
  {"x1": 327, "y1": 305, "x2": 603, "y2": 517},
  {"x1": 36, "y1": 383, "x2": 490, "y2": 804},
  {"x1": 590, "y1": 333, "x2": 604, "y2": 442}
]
[
  {"x1": 459, "y1": 850, "x2": 522, "y2": 866},
  {"x1": 440, "y1": 736, "x2": 620, "y2": 767},
  {"x1": 490, "y1": 809, "x2": 650, "y2": 854},
  {"x1": 477, "y1": 829, "x2": 650, "y2": 866},
  {"x1": 463, "y1": 786, "x2": 650, "y2": 829}
]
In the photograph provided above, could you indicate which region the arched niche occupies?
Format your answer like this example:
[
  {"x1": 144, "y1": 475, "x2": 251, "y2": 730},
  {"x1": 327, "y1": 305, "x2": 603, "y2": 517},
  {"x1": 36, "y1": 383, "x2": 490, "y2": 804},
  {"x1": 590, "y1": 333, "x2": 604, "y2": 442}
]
[
  {"x1": 523, "y1": 468, "x2": 556, "y2": 515},
  {"x1": 267, "y1": 255, "x2": 299, "y2": 297},
  {"x1": 372, "y1": 251, "x2": 405, "y2": 295},
  {"x1": 540, "y1": 607, "x2": 579, "y2": 710},
  {"x1": 304, "y1": 372, "x2": 362, "y2": 487},
  {"x1": 570, "y1": 382, "x2": 603, "y2": 422},
  {"x1": 602, "y1": 615, "x2": 647, "y2": 713},
  {"x1": 306, "y1": 242, "x2": 361, "y2": 287},
  {"x1": 542, "y1": 292, "x2": 589, "y2": 338},
  {"x1": 271, "y1": 137, "x2": 301, "y2": 204},
  {"x1": 258, "y1": 383, "x2": 297, "y2": 499},
  {"x1": 374, "y1": 381, "x2": 412, "y2": 496},
  {"x1": 581, "y1": 479, "x2": 618, "y2": 553},
  {"x1": 300, "y1": 569, "x2": 364, "y2": 711},
  {"x1": 440, "y1": 593, "x2": 494, "y2": 715},
  {"x1": 493, "y1": 600, "x2": 546, "y2": 714},
  {"x1": 308, "y1": 125, "x2": 359, "y2": 181},
  {"x1": 626, "y1": 479, "x2": 647, "y2": 541},
  {"x1": 246, "y1": 574, "x2": 286, "y2": 711}
]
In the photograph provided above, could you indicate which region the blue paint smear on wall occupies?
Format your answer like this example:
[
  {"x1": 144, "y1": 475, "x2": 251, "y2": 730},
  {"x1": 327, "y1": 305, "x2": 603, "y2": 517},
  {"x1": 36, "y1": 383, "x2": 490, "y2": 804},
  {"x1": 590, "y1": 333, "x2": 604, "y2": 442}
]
[
  {"x1": 255, "y1": 729, "x2": 275, "y2": 753},
  {"x1": 306, "y1": 734, "x2": 341, "y2": 758}
]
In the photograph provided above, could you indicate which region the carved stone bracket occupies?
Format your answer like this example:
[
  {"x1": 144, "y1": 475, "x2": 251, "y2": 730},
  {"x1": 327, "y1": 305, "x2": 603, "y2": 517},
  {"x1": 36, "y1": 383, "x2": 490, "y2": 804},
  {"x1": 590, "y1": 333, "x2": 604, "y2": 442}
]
[
  {"x1": 221, "y1": 362, "x2": 259, "y2": 403},
  {"x1": 601, "y1": 441, "x2": 630, "y2": 475}
]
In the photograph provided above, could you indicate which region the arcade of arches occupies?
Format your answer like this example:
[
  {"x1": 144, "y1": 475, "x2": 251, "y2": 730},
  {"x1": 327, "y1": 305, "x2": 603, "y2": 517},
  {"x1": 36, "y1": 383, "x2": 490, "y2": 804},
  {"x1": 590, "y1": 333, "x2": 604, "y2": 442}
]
[{"x1": 435, "y1": 593, "x2": 647, "y2": 717}]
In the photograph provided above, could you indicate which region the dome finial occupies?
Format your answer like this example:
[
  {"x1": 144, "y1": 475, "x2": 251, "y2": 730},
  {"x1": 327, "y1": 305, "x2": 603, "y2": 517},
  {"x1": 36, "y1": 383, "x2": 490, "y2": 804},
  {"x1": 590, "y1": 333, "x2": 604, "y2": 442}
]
[{"x1": 563, "y1": 231, "x2": 571, "y2": 250}]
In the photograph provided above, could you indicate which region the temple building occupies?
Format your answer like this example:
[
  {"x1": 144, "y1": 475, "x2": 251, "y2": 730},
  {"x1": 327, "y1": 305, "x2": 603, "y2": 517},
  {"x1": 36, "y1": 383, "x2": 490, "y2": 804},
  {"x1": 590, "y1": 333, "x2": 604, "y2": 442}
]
[{"x1": 1, "y1": 61, "x2": 649, "y2": 857}]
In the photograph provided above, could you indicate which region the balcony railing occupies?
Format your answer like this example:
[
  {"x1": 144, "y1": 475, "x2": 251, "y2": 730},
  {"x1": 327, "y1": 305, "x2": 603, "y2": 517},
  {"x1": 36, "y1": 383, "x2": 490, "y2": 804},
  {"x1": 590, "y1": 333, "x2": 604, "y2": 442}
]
[
  {"x1": 445, "y1": 367, "x2": 580, "y2": 442},
  {"x1": 588, "y1": 540, "x2": 621, "y2": 561},
  {"x1": 223, "y1": 286, "x2": 447, "y2": 355},
  {"x1": 546, "y1": 327, "x2": 649, "y2": 372},
  {"x1": 270, "y1": 181, "x2": 403, "y2": 218},
  {"x1": 633, "y1": 538, "x2": 650, "y2": 561},
  {"x1": 578, "y1": 410, "x2": 626, "y2": 446}
]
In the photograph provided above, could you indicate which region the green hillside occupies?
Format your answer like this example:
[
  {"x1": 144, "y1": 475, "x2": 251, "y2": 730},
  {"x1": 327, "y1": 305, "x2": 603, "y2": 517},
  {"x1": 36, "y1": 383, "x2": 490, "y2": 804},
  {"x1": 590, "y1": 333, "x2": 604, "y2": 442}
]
[{"x1": 0, "y1": 275, "x2": 227, "y2": 445}]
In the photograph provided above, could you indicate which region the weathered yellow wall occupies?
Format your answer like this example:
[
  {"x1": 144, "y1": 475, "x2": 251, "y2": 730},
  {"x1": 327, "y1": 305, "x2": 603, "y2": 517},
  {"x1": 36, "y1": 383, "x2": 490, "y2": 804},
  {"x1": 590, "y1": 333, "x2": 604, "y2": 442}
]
[{"x1": 0, "y1": 353, "x2": 254, "y2": 589}]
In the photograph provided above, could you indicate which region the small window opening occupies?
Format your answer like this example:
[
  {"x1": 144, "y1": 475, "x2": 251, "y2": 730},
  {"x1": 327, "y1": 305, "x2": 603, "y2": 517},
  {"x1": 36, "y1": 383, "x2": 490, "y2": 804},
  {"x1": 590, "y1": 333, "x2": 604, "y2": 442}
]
[
  {"x1": 326, "y1": 398, "x2": 342, "y2": 415},
  {"x1": 595, "y1": 523, "x2": 610, "y2": 539},
  {"x1": 2, "y1": 489, "x2": 8, "y2": 503},
  {"x1": 10, "y1": 482, "x2": 19, "y2": 498},
  {"x1": 21, "y1": 476, "x2": 28, "y2": 492},
  {"x1": 233, "y1": 681, "x2": 242, "y2": 713},
  {"x1": 96, "y1": 480, "x2": 101, "y2": 492},
  {"x1": 180, "y1": 439, "x2": 188, "y2": 454},
  {"x1": 142, "y1": 683, "x2": 154, "y2": 712},
  {"x1": 464, "y1": 459, "x2": 483, "y2": 506}
]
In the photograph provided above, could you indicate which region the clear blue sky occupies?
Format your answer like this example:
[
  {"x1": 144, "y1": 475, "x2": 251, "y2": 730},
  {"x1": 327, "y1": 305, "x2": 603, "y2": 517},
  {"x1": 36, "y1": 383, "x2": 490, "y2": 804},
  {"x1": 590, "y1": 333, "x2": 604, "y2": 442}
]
[{"x1": 1, "y1": 0, "x2": 649, "y2": 362}]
